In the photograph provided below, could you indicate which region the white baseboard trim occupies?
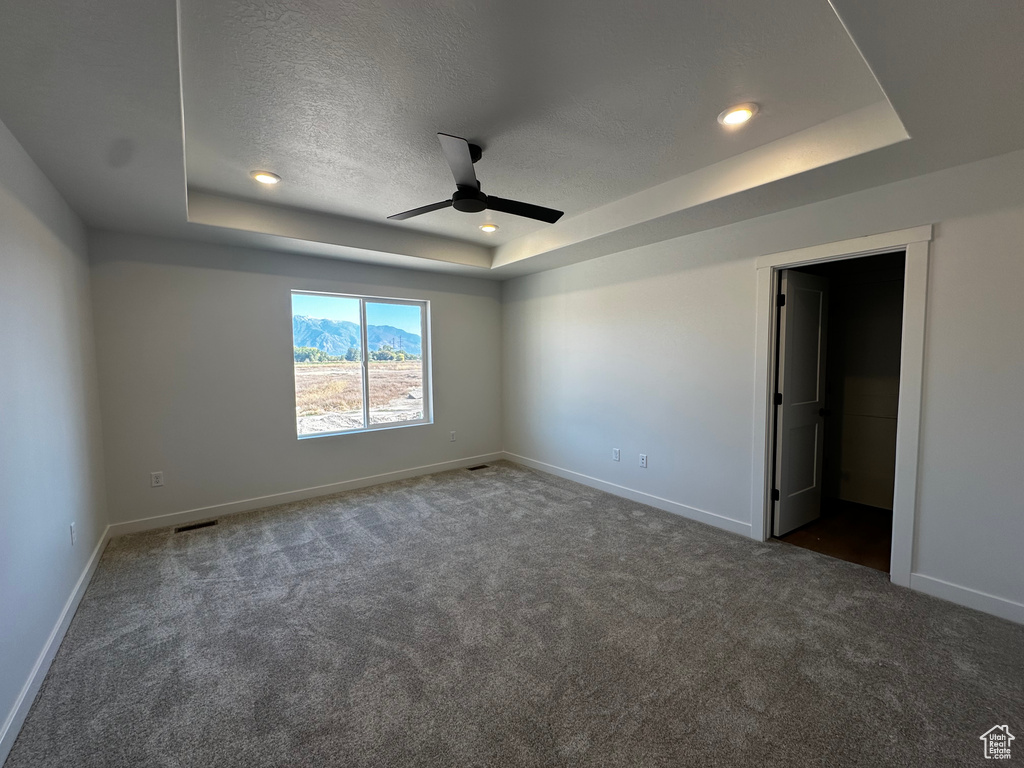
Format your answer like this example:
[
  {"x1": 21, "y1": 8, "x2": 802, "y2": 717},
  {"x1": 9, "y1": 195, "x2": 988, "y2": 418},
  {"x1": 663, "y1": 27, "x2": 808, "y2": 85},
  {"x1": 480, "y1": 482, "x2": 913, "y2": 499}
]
[
  {"x1": 504, "y1": 453, "x2": 1024, "y2": 625},
  {"x1": 107, "y1": 452, "x2": 505, "y2": 537},
  {"x1": 2, "y1": 462, "x2": 1019, "y2": 766},
  {"x1": 0, "y1": 526, "x2": 111, "y2": 765},
  {"x1": 909, "y1": 573, "x2": 1024, "y2": 625},
  {"x1": 1, "y1": 453, "x2": 504, "y2": 760},
  {"x1": 502, "y1": 452, "x2": 752, "y2": 538}
]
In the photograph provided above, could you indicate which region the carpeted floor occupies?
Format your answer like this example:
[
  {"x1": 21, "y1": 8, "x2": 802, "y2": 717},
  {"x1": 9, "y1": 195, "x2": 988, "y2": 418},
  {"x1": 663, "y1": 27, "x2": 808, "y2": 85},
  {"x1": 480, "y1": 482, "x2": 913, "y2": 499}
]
[{"x1": 6, "y1": 462, "x2": 1022, "y2": 767}]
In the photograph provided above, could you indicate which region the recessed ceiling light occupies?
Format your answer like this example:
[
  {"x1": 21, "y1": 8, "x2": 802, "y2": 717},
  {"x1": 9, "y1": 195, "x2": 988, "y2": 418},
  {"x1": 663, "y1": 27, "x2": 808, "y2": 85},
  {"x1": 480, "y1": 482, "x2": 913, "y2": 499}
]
[
  {"x1": 717, "y1": 103, "x2": 759, "y2": 127},
  {"x1": 479, "y1": 223, "x2": 499, "y2": 233},
  {"x1": 250, "y1": 170, "x2": 280, "y2": 184}
]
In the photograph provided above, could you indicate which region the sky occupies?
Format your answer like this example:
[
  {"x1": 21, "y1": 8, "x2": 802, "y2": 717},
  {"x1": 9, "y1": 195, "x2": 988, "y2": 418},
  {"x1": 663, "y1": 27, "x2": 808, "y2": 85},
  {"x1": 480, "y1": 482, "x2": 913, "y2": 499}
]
[{"x1": 292, "y1": 293, "x2": 423, "y2": 335}]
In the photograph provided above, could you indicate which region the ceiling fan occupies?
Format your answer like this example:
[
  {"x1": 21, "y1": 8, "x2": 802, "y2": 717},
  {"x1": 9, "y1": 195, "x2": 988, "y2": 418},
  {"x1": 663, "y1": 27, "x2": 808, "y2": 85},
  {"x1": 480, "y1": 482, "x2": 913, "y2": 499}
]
[{"x1": 388, "y1": 133, "x2": 564, "y2": 224}]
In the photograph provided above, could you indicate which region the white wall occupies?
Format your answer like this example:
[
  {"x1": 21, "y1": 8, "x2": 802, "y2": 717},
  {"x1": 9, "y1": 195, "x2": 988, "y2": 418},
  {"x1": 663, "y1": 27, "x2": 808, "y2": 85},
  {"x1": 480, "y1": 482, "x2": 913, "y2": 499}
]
[
  {"x1": 503, "y1": 148, "x2": 1024, "y2": 619},
  {"x1": 89, "y1": 232, "x2": 502, "y2": 526},
  {"x1": 0, "y1": 120, "x2": 108, "y2": 756}
]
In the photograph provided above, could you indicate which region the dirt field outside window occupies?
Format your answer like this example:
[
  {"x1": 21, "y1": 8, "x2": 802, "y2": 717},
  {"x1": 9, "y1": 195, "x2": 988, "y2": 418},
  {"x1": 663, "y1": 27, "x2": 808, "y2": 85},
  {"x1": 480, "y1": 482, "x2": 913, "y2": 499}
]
[{"x1": 294, "y1": 360, "x2": 424, "y2": 434}]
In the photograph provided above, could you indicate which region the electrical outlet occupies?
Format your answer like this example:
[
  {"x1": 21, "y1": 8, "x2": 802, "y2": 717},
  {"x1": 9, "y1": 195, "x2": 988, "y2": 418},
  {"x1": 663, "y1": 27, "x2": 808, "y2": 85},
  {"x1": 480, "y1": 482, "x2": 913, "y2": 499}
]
[
  {"x1": 612, "y1": 448, "x2": 620, "y2": 461},
  {"x1": 151, "y1": 471, "x2": 164, "y2": 488},
  {"x1": 70, "y1": 522, "x2": 77, "y2": 547},
  {"x1": 450, "y1": 431, "x2": 456, "y2": 442},
  {"x1": 639, "y1": 454, "x2": 648, "y2": 468}
]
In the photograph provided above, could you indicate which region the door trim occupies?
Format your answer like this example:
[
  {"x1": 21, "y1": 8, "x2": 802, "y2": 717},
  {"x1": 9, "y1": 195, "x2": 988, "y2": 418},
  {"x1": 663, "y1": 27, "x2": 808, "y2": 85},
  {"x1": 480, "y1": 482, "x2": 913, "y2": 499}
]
[{"x1": 750, "y1": 225, "x2": 932, "y2": 587}]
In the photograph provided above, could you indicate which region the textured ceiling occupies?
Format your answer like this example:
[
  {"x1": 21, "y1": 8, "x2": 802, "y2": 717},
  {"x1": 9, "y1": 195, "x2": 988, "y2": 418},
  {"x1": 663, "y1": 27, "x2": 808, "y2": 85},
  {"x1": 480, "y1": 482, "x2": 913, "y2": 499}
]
[
  {"x1": 2, "y1": 0, "x2": 1024, "y2": 278},
  {"x1": 179, "y1": 0, "x2": 885, "y2": 246}
]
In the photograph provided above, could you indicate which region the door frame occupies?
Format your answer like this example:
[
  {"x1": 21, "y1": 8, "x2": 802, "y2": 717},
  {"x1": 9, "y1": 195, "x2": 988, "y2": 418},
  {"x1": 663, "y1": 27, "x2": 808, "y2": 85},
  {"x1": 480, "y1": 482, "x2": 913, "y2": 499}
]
[{"x1": 750, "y1": 225, "x2": 932, "y2": 587}]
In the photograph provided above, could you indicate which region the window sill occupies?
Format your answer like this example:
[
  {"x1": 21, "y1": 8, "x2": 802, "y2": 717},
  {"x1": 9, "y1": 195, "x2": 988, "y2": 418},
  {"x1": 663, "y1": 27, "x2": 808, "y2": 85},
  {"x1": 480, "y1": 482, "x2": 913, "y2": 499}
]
[{"x1": 297, "y1": 418, "x2": 433, "y2": 441}]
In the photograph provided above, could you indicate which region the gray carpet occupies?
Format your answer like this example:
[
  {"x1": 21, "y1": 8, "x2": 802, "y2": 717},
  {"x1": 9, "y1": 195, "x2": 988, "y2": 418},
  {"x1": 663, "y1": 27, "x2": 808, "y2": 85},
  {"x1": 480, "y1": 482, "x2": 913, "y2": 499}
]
[{"x1": 6, "y1": 462, "x2": 1022, "y2": 767}]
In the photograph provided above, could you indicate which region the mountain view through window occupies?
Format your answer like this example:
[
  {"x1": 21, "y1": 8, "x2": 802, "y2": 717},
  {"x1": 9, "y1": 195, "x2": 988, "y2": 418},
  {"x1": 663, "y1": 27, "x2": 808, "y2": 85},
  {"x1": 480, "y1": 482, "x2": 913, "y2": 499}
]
[{"x1": 292, "y1": 291, "x2": 429, "y2": 436}]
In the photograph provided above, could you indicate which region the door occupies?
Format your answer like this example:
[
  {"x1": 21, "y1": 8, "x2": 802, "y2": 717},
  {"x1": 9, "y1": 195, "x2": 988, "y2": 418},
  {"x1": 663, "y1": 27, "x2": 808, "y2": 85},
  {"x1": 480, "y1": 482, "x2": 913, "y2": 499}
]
[{"x1": 773, "y1": 269, "x2": 829, "y2": 536}]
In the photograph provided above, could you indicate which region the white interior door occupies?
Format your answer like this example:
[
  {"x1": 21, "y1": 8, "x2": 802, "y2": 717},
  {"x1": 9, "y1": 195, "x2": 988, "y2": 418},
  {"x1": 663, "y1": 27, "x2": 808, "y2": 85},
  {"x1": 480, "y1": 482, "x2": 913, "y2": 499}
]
[{"x1": 773, "y1": 269, "x2": 829, "y2": 536}]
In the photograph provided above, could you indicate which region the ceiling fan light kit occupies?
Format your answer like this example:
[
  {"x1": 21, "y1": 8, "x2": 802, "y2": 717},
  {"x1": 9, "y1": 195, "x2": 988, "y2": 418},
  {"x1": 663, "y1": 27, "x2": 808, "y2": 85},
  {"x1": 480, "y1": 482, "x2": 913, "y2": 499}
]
[{"x1": 388, "y1": 133, "x2": 564, "y2": 225}]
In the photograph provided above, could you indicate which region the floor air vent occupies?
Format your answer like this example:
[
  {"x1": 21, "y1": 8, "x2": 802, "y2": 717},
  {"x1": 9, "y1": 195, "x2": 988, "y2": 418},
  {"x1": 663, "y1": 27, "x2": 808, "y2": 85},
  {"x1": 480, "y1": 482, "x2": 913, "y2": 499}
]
[
  {"x1": 466, "y1": 464, "x2": 489, "y2": 471},
  {"x1": 174, "y1": 520, "x2": 218, "y2": 533}
]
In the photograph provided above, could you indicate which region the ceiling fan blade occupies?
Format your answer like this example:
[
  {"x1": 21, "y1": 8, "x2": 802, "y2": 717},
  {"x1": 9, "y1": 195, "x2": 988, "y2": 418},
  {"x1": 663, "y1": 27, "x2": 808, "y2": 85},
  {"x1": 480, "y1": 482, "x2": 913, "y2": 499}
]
[
  {"x1": 387, "y1": 199, "x2": 453, "y2": 221},
  {"x1": 438, "y1": 133, "x2": 479, "y2": 189},
  {"x1": 486, "y1": 196, "x2": 564, "y2": 224}
]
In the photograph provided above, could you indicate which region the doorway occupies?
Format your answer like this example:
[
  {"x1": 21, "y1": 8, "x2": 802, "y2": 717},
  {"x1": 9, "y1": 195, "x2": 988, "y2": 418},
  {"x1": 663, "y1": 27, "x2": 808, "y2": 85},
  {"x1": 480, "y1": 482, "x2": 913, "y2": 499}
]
[
  {"x1": 771, "y1": 253, "x2": 905, "y2": 572},
  {"x1": 752, "y1": 226, "x2": 930, "y2": 587}
]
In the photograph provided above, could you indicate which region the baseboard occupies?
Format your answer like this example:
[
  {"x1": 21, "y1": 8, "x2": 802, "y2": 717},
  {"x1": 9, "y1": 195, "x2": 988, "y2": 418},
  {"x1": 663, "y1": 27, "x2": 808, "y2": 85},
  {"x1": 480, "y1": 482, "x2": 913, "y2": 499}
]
[
  {"x1": 910, "y1": 573, "x2": 1024, "y2": 625},
  {"x1": 502, "y1": 452, "x2": 752, "y2": 538},
  {"x1": 1, "y1": 453, "x2": 504, "y2": 759},
  {"x1": 502, "y1": 454, "x2": 1023, "y2": 625},
  {"x1": 0, "y1": 526, "x2": 110, "y2": 765},
  {"x1": 2, "y1": 463, "x2": 1018, "y2": 766},
  {"x1": 107, "y1": 452, "x2": 506, "y2": 537}
]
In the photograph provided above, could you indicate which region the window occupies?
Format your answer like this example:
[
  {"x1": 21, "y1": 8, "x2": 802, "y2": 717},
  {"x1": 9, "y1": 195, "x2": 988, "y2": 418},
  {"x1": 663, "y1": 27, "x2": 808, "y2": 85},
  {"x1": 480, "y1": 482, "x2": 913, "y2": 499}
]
[{"x1": 291, "y1": 291, "x2": 430, "y2": 437}]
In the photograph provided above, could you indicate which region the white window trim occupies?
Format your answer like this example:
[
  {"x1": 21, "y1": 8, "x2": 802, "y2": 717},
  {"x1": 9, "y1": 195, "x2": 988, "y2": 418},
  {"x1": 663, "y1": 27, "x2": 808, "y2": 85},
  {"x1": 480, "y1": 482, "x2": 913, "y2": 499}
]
[{"x1": 291, "y1": 290, "x2": 432, "y2": 439}]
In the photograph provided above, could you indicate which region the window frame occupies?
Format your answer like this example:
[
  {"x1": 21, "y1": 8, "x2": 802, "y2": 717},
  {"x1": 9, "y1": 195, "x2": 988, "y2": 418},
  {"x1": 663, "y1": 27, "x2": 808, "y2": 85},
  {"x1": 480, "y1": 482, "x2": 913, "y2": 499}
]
[{"x1": 291, "y1": 290, "x2": 432, "y2": 439}]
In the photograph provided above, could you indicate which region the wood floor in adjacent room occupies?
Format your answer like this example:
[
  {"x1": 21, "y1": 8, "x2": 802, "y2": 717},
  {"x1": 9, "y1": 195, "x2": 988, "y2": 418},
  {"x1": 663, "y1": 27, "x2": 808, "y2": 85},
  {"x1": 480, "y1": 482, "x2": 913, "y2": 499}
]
[
  {"x1": 777, "y1": 499, "x2": 893, "y2": 572},
  {"x1": 6, "y1": 462, "x2": 1022, "y2": 767}
]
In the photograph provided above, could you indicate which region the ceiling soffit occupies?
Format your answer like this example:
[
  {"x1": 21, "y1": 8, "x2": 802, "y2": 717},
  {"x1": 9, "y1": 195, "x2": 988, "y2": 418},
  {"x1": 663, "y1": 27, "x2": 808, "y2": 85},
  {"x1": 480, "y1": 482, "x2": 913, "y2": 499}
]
[{"x1": 177, "y1": 0, "x2": 905, "y2": 271}]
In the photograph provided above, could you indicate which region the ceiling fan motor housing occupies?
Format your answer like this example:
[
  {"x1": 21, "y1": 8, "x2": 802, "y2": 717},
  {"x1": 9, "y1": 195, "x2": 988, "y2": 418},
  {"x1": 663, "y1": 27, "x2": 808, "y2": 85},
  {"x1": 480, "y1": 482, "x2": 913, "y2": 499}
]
[
  {"x1": 388, "y1": 133, "x2": 562, "y2": 223},
  {"x1": 452, "y1": 186, "x2": 487, "y2": 213}
]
